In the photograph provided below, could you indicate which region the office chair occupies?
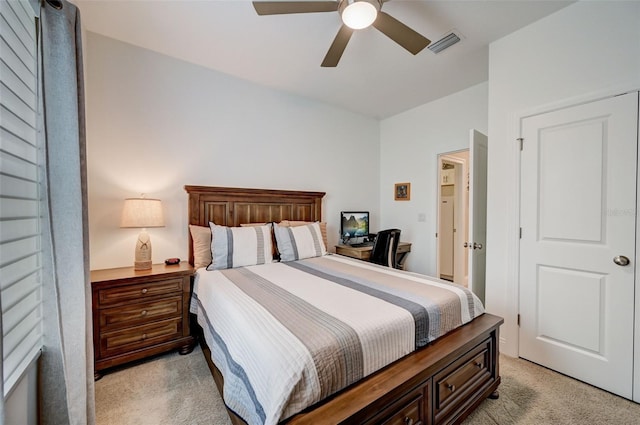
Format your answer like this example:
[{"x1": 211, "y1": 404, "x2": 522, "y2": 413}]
[{"x1": 370, "y1": 229, "x2": 401, "y2": 268}]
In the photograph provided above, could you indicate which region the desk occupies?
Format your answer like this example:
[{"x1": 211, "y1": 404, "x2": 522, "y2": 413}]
[{"x1": 335, "y1": 242, "x2": 412, "y2": 269}]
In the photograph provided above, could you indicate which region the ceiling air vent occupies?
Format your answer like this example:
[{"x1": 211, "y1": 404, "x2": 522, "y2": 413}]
[{"x1": 428, "y1": 32, "x2": 461, "y2": 54}]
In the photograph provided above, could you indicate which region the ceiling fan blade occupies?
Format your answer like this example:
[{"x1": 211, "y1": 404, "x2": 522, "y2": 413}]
[
  {"x1": 253, "y1": 1, "x2": 338, "y2": 15},
  {"x1": 321, "y1": 25, "x2": 354, "y2": 67},
  {"x1": 372, "y1": 11, "x2": 431, "y2": 55}
]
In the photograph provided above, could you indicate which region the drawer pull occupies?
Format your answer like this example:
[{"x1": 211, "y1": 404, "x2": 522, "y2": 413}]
[
  {"x1": 141, "y1": 288, "x2": 148, "y2": 294},
  {"x1": 404, "y1": 417, "x2": 414, "y2": 425},
  {"x1": 140, "y1": 310, "x2": 147, "y2": 316},
  {"x1": 474, "y1": 361, "x2": 483, "y2": 368},
  {"x1": 141, "y1": 333, "x2": 147, "y2": 340},
  {"x1": 446, "y1": 383, "x2": 456, "y2": 393}
]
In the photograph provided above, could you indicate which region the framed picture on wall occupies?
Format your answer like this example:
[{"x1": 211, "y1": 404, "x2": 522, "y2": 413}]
[{"x1": 394, "y1": 183, "x2": 411, "y2": 201}]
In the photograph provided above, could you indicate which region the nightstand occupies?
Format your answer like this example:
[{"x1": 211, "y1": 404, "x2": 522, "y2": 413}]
[{"x1": 91, "y1": 262, "x2": 196, "y2": 380}]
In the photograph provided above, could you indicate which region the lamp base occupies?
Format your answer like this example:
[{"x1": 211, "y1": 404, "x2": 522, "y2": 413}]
[
  {"x1": 134, "y1": 229, "x2": 153, "y2": 271},
  {"x1": 134, "y1": 260, "x2": 152, "y2": 271}
]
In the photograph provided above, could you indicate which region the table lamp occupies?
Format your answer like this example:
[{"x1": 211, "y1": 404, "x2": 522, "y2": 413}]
[{"x1": 120, "y1": 197, "x2": 165, "y2": 270}]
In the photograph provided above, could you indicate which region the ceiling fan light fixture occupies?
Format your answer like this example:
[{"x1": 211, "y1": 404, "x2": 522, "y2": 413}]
[{"x1": 340, "y1": 0, "x2": 379, "y2": 30}]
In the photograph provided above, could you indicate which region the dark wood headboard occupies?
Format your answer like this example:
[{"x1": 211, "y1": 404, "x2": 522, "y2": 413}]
[{"x1": 184, "y1": 185, "x2": 325, "y2": 265}]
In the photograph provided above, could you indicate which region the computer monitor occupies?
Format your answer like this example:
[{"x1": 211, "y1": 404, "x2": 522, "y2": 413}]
[{"x1": 340, "y1": 211, "x2": 369, "y2": 241}]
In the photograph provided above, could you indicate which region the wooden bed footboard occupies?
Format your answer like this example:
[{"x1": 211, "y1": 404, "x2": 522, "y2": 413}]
[{"x1": 198, "y1": 313, "x2": 502, "y2": 425}]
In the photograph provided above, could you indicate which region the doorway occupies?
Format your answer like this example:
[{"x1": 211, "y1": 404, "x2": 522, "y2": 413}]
[
  {"x1": 436, "y1": 129, "x2": 488, "y2": 303},
  {"x1": 436, "y1": 150, "x2": 469, "y2": 285}
]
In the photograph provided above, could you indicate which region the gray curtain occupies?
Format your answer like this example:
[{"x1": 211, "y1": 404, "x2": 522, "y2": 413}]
[
  {"x1": 1, "y1": 283, "x2": 3, "y2": 425},
  {"x1": 38, "y1": 1, "x2": 95, "y2": 424}
]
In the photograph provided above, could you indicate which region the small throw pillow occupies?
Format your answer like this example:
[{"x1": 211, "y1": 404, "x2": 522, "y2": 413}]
[
  {"x1": 189, "y1": 225, "x2": 212, "y2": 269},
  {"x1": 207, "y1": 223, "x2": 273, "y2": 270},
  {"x1": 274, "y1": 222, "x2": 327, "y2": 262}
]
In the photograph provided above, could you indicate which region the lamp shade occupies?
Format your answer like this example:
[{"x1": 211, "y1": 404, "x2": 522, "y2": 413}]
[{"x1": 120, "y1": 198, "x2": 165, "y2": 228}]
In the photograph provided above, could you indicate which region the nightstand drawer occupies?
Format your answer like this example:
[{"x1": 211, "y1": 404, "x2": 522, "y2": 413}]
[
  {"x1": 100, "y1": 318, "x2": 183, "y2": 358},
  {"x1": 98, "y1": 278, "x2": 183, "y2": 306},
  {"x1": 99, "y1": 296, "x2": 182, "y2": 330}
]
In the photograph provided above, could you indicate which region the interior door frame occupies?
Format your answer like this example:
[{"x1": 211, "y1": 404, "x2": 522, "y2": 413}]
[
  {"x1": 436, "y1": 150, "x2": 468, "y2": 284},
  {"x1": 506, "y1": 88, "x2": 640, "y2": 402},
  {"x1": 635, "y1": 93, "x2": 640, "y2": 404}
]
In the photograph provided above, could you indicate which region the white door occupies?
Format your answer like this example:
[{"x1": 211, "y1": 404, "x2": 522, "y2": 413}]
[
  {"x1": 468, "y1": 130, "x2": 488, "y2": 303},
  {"x1": 519, "y1": 92, "x2": 638, "y2": 399}
]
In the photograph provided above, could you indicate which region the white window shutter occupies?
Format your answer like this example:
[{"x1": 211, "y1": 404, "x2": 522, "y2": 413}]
[{"x1": 0, "y1": 0, "x2": 42, "y2": 395}]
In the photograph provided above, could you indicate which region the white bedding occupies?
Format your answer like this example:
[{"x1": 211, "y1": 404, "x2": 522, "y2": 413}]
[{"x1": 190, "y1": 254, "x2": 484, "y2": 425}]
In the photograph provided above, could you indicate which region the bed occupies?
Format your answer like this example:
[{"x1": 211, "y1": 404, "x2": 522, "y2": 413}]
[{"x1": 185, "y1": 185, "x2": 502, "y2": 425}]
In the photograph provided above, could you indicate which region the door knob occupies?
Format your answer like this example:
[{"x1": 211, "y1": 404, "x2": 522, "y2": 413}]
[
  {"x1": 613, "y1": 255, "x2": 630, "y2": 266},
  {"x1": 463, "y1": 242, "x2": 469, "y2": 248},
  {"x1": 472, "y1": 242, "x2": 483, "y2": 250}
]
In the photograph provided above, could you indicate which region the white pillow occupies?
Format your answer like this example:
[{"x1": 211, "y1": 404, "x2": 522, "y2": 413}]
[
  {"x1": 207, "y1": 223, "x2": 273, "y2": 270},
  {"x1": 274, "y1": 222, "x2": 327, "y2": 262}
]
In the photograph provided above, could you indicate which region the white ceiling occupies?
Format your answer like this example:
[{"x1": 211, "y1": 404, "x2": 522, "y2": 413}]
[{"x1": 77, "y1": 0, "x2": 573, "y2": 119}]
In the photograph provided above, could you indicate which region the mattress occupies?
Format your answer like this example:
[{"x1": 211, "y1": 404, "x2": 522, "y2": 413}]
[{"x1": 190, "y1": 254, "x2": 484, "y2": 425}]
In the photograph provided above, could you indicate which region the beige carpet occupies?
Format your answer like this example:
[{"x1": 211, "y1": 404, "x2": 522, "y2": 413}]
[
  {"x1": 464, "y1": 355, "x2": 640, "y2": 425},
  {"x1": 95, "y1": 345, "x2": 231, "y2": 425},
  {"x1": 95, "y1": 346, "x2": 640, "y2": 425}
]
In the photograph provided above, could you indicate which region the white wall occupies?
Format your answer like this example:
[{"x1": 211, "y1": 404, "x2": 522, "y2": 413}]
[
  {"x1": 4, "y1": 360, "x2": 38, "y2": 425},
  {"x1": 486, "y1": 1, "x2": 640, "y2": 356},
  {"x1": 379, "y1": 83, "x2": 488, "y2": 275},
  {"x1": 85, "y1": 32, "x2": 380, "y2": 270}
]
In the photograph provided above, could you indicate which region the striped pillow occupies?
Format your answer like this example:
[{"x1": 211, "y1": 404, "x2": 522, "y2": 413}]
[
  {"x1": 274, "y1": 222, "x2": 327, "y2": 262},
  {"x1": 207, "y1": 223, "x2": 273, "y2": 270},
  {"x1": 240, "y1": 222, "x2": 280, "y2": 261},
  {"x1": 279, "y1": 220, "x2": 328, "y2": 249}
]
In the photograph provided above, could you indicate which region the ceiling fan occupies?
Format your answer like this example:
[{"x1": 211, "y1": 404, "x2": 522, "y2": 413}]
[{"x1": 252, "y1": 0, "x2": 431, "y2": 67}]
